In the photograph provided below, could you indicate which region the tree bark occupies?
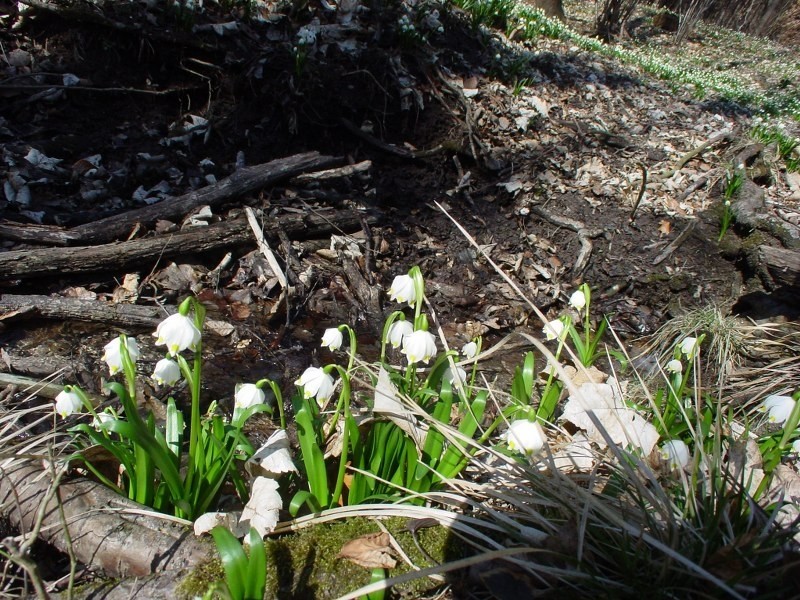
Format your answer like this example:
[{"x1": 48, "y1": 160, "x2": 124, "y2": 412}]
[
  {"x1": 0, "y1": 295, "x2": 167, "y2": 327},
  {"x1": 0, "y1": 208, "x2": 374, "y2": 280},
  {"x1": 757, "y1": 245, "x2": 800, "y2": 292},
  {"x1": 0, "y1": 459, "x2": 210, "y2": 579}
]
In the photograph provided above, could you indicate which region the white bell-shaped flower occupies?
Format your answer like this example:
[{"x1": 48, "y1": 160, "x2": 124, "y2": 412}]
[
  {"x1": 679, "y1": 337, "x2": 698, "y2": 359},
  {"x1": 461, "y1": 341, "x2": 478, "y2": 360},
  {"x1": 569, "y1": 290, "x2": 586, "y2": 311},
  {"x1": 503, "y1": 420, "x2": 546, "y2": 456},
  {"x1": 295, "y1": 367, "x2": 335, "y2": 404},
  {"x1": 542, "y1": 319, "x2": 566, "y2": 341},
  {"x1": 321, "y1": 328, "x2": 343, "y2": 351},
  {"x1": 443, "y1": 366, "x2": 467, "y2": 386},
  {"x1": 55, "y1": 389, "x2": 83, "y2": 419},
  {"x1": 152, "y1": 358, "x2": 181, "y2": 386},
  {"x1": 102, "y1": 336, "x2": 139, "y2": 375},
  {"x1": 154, "y1": 313, "x2": 201, "y2": 356},
  {"x1": 387, "y1": 320, "x2": 413, "y2": 349},
  {"x1": 758, "y1": 394, "x2": 796, "y2": 424},
  {"x1": 235, "y1": 383, "x2": 266, "y2": 410},
  {"x1": 401, "y1": 330, "x2": 437, "y2": 365},
  {"x1": 659, "y1": 439, "x2": 690, "y2": 470},
  {"x1": 388, "y1": 274, "x2": 418, "y2": 306},
  {"x1": 666, "y1": 359, "x2": 683, "y2": 374}
]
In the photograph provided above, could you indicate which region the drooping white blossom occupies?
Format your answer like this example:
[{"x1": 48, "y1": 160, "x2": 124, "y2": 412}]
[
  {"x1": 102, "y1": 336, "x2": 139, "y2": 375},
  {"x1": 503, "y1": 420, "x2": 546, "y2": 456},
  {"x1": 235, "y1": 383, "x2": 266, "y2": 410},
  {"x1": 295, "y1": 367, "x2": 335, "y2": 404},
  {"x1": 388, "y1": 274, "x2": 418, "y2": 306},
  {"x1": 679, "y1": 336, "x2": 698, "y2": 359},
  {"x1": 151, "y1": 358, "x2": 181, "y2": 386},
  {"x1": 55, "y1": 389, "x2": 83, "y2": 419},
  {"x1": 569, "y1": 290, "x2": 586, "y2": 311},
  {"x1": 660, "y1": 439, "x2": 691, "y2": 470},
  {"x1": 542, "y1": 319, "x2": 566, "y2": 341},
  {"x1": 321, "y1": 328, "x2": 343, "y2": 351},
  {"x1": 666, "y1": 359, "x2": 683, "y2": 374},
  {"x1": 758, "y1": 395, "x2": 796, "y2": 425},
  {"x1": 387, "y1": 320, "x2": 413, "y2": 348},
  {"x1": 461, "y1": 341, "x2": 478, "y2": 360},
  {"x1": 401, "y1": 330, "x2": 437, "y2": 365},
  {"x1": 154, "y1": 313, "x2": 201, "y2": 356},
  {"x1": 443, "y1": 366, "x2": 467, "y2": 386}
]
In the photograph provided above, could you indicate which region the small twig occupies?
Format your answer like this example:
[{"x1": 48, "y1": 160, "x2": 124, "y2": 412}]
[
  {"x1": 652, "y1": 220, "x2": 697, "y2": 265},
  {"x1": 244, "y1": 207, "x2": 287, "y2": 289},
  {"x1": 655, "y1": 129, "x2": 735, "y2": 182},
  {"x1": 527, "y1": 204, "x2": 604, "y2": 274},
  {"x1": 629, "y1": 163, "x2": 648, "y2": 222}
]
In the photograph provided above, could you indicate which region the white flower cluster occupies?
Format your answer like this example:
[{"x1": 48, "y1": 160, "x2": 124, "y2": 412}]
[
  {"x1": 296, "y1": 26, "x2": 317, "y2": 46},
  {"x1": 397, "y1": 14, "x2": 416, "y2": 34}
]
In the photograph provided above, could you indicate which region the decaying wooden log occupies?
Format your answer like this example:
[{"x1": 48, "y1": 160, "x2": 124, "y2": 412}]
[
  {"x1": 0, "y1": 459, "x2": 210, "y2": 580},
  {"x1": 0, "y1": 152, "x2": 343, "y2": 246},
  {"x1": 757, "y1": 245, "x2": 800, "y2": 293},
  {"x1": 0, "y1": 208, "x2": 374, "y2": 280},
  {"x1": 0, "y1": 295, "x2": 166, "y2": 327}
]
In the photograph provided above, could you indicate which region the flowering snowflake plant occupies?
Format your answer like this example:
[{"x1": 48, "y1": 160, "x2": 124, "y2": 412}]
[{"x1": 64, "y1": 297, "x2": 270, "y2": 521}]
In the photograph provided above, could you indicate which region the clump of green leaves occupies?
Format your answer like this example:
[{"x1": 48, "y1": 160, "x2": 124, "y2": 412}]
[{"x1": 61, "y1": 297, "x2": 270, "y2": 520}]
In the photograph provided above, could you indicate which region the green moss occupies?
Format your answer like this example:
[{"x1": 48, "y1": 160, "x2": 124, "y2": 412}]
[
  {"x1": 178, "y1": 557, "x2": 225, "y2": 599},
  {"x1": 177, "y1": 517, "x2": 468, "y2": 600},
  {"x1": 263, "y1": 517, "x2": 467, "y2": 599}
]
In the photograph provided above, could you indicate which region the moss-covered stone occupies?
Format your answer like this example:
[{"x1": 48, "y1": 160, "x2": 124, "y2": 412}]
[{"x1": 178, "y1": 517, "x2": 468, "y2": 599}]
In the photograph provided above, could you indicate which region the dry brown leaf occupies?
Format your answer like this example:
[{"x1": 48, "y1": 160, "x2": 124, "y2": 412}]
[
  {"x1": 337, "y1": 532, "x2": 396, "y2": 569},
  {"x1": 571, "y1": 364, "x2": 608, "y2": 387},
  {"x1": 658, "y1": 220, "x2": 672, "y2": 236},
  {"x1": 112, "y1": 273, "x2": 139, "y2": 304}
]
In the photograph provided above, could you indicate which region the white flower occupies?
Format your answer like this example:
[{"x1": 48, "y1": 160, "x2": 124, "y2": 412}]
[
  {"x1": 321, "y1": 328, "x2": 343, "y2": 351},
  {"x1": 55, "y1": 389, "x2": 83, "y2": 418},
  {"x1": 295, "y1": 367, "x2": 335, "y2": 404},
  {"x1": 792, "y1": 439, "x2": 800, "y2": 454},
  {"x1": 542, "y1": 319, "x2": 566, "y2": 341},
  {"x1": 758, "y1": 394, "x2": 796, "y2": 425},
  {"x1": 660, "y1": 439, "x2": 690, "y2": 470},
  {"x1": 443, "y1": 366, "x2": 467, "y2": 386},
  {"x1": 503, "y1": 420, "x2": 546, "y2": 456},
  {"x1": 102, "y1": 337, "x2": 139, "y2": 376},
  {"x1": 387, "y1": 320, "x2": 413, "y2": 348},
  {"x1": 666, "y1": 359, "x2": 683, "y2": 374},
  {"x1": 154, "y1": 313, "x2": 201, "y2": 356},
  {"x1": 461, "y1": 341, "x2": 478, "y2": 360},
  {"x1": 679, "y1": 337, "x2": 698, "y2": 359},
  {"x1": 151, "y1": 358, "x2": 181, "y2": 386},
  {"x1": 92, "y1": 410, "x2": 115, "y2": 430},
  {"x1": 401, "y1": 330, "x2": 437, "y2": 364},
  {"x1": 388, "y1": 274, "x2": 418, "y2": 306},
  {"x1": 235, "y1": 383, "x2": 266, "y2": 410},
  {"x1": 569, "y1": 290, "x2": 586, "y2": 311}
]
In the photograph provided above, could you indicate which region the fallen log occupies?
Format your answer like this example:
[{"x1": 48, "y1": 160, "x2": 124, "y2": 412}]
[
  {"x1": 0, "y1": 459, "x2": 210, "y2": 580},
  {"x1": 756, "y1": 245, "x2": 800, "y2": 293},
  {"x1": 0, "y1": 152, "x2": 343, "y2": 246},
  {"x1": 0, "y1": 295, "x2": 166, "y2": 327},
  {"x1": 0, "y1": 208, "x2": 374, "y2": 280}
]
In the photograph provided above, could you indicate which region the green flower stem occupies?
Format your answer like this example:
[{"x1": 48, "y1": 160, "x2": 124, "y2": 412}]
[
  {"x1": 778, "y1": 391, "x2": 800, "y2": 452},
  {"x1": 343, "y1": 324, "x2": 358, "y2": 373},
  {"x1": 258, "y1": 379, "x2": 286, "y2": 430},
  {"x1": 329, "y1": 365, "x2": 354, "y2": 507}
]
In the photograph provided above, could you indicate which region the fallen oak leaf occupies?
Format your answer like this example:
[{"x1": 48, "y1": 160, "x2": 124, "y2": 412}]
[{"x1": 337, "y1": 532, "x2": 397, "y2": 569}]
